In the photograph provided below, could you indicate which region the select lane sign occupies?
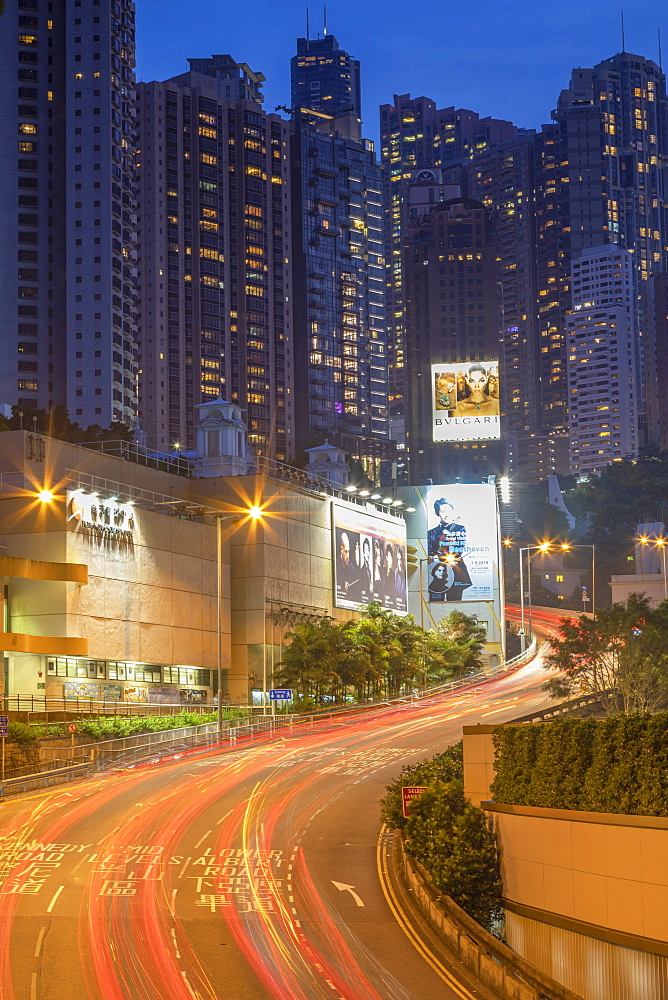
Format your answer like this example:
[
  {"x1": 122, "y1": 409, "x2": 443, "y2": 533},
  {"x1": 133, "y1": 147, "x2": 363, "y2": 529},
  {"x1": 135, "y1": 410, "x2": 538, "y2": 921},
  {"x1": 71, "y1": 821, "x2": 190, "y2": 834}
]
[{"x1": 401, "y1": 786, "x2": 428, "y2": 818}]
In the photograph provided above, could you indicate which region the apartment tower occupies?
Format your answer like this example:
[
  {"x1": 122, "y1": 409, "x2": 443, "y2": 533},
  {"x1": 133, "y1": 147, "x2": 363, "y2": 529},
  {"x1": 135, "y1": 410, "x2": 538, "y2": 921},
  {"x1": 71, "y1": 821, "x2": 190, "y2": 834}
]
[
  {"x1": 0, "y1": 0, "x2": 138, "y2": 426},
  {"x1": 136, "y1": 57, "x2": 294, "y2": 457}
]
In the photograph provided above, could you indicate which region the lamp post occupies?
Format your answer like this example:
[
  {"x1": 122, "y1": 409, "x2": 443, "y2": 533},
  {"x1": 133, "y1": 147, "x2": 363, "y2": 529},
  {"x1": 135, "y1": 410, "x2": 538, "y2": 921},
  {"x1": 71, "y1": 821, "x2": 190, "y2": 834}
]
[
  {"x1": 637, "y1": 535, "x2": 668, "y2": 603},
  {"x1": 518, "y1": 543, "x2": 551, "y2": 650},
  {"x1": 559, "y1": 543, "x2": 596, "y2": 618}
]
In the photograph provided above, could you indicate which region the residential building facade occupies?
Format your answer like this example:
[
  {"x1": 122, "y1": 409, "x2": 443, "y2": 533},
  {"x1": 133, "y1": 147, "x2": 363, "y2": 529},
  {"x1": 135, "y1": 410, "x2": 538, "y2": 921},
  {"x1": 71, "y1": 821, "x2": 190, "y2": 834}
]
[
  {"x1": 290, "y1": 108, "x2": 391, "y2": 482},
  {"x1": 136, "y1": 60, "x2": 294, "y2": 458},
  {"x1": 291, "y1": 33, "x2": 361, "y2": 120},
  {"x1": 404, "y1": 197, "x2": 503, "y2": 485},
  {"x1": 0, "y1": 0, "x2": 138, "y2": 427},
  {"x1": 566, "y1": 245, "x2": 638, "y2": 474}
]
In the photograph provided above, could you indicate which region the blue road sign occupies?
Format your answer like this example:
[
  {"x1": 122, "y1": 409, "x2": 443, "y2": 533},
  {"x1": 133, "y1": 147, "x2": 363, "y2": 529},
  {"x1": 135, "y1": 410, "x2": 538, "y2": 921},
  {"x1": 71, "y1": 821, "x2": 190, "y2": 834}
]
[
  {"x1": 0, "y1": 716, "x2": 8, "y2": 737},
  {"x1": 269, "y1": 689, "x2": 292, "y2": 701}
]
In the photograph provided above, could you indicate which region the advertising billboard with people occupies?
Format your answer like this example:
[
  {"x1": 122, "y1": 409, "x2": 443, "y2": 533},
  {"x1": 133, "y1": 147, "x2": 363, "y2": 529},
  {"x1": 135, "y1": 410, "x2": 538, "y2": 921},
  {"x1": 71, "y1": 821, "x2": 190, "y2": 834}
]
[
  {"x1": 432, "y1": 360, "x2": 501, "y2": 441},
  {"x1": 333, "y1": 505, "x2": 408, "y2": 614},
  {"x1": 423, "y1": 484, "x2": 497, "y2": 603}
]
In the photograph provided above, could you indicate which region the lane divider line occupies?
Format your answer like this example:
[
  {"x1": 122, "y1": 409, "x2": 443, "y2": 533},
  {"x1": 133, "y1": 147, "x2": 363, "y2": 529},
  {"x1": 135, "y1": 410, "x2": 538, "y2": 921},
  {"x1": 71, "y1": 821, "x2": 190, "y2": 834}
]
[{"x1": 376, "y1": 825, "x2": 476, "y2": 1000}]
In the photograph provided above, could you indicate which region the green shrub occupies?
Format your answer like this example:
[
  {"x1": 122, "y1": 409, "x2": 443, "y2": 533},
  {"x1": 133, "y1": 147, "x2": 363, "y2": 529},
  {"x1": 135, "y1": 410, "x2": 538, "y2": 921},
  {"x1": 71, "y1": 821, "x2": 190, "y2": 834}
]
[
  {"x1": 381, "y1": 744, "x2": 502, "y2": 931},
  {"x1": 380, "y1": 742, "x2": 463, "y2": 830},
  {"x1": 491, "y1": 713, "x2": 668, "y2": 816},
  {"x1": 8, "y1": 722, "x2": 39, "y2": 744}
]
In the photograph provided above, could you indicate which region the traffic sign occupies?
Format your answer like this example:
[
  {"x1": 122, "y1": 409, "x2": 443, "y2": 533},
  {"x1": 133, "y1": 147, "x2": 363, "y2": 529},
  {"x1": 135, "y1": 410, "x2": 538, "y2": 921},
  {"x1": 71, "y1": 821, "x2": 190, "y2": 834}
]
[
  {"x1": 0, "y1": 716, "x2": 8, "y2": 737},
  {"x1": 269, "y1": 689, "x2": 292, "y2": 700},
  {"x1": 401, "y1": 786, "x2": 428, "y2": 818},
  {"x1": 67, "y1": 723, "x2": 77, "y2": 734}
]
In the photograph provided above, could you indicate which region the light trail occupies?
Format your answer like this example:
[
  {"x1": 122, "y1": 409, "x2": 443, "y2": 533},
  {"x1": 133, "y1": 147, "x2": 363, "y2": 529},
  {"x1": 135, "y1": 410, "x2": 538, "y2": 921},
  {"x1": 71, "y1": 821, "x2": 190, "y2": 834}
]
[{"x1": 0, "y1": 645, "x2": 554, "y2": 1000}]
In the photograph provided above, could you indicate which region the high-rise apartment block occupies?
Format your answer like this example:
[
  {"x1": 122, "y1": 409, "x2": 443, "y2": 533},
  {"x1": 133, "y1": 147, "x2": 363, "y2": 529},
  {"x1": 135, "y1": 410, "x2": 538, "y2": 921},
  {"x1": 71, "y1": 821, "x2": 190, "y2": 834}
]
[
  {"x1": 379, "y1": 95, "x2": 516, "y2": 475},
  {"x1": 291, "y1": 34, "x2": 361, "y2": 119},
  {"x1": 536, "y1": 53, "x2": 668, "y2": 459},
  {"x1": 136, "y1": 60, "x2": 294, "y2": 457},
  {"x1": 0, "y1": 0, "x2": 138, "y2": 426},
  {"x1": 290, "y1": 109, "x2": 390, "y2": 480},
  {"x1": 404, "y1": 198, "x2": 503, "y2": 485},
  {"x1": 566, "y1": 246, "x2": 638, "y2": 474}
]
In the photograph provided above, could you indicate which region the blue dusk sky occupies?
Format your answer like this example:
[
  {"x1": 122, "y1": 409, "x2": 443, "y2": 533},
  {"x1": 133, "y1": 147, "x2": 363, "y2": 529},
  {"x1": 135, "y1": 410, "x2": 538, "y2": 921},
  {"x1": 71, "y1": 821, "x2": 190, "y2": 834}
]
[{"x1": 136, "y1": 0, "x2": 667, "y2": 143}]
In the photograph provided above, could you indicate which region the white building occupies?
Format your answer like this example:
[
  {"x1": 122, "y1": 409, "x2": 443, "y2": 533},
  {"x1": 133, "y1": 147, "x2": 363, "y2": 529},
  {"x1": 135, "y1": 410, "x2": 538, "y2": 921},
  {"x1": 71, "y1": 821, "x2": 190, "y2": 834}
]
[{"x1": 566, "y1": 245, "x2": 638, "y2": 475}]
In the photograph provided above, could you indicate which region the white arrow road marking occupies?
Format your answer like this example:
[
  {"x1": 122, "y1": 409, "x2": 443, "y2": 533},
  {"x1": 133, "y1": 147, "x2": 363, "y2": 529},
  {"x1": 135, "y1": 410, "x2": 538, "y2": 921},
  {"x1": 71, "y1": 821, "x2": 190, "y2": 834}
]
[{"x1": 331, "y1": 881, "x2": 364, "y2": 907}]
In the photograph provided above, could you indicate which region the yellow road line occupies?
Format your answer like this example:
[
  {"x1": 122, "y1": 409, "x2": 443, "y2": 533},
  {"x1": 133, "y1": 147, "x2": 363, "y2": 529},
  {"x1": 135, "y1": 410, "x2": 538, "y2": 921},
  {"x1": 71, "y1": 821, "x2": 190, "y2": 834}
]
[{"x1": 376, "y1": 824, "x2": 476, "y2": 1000}]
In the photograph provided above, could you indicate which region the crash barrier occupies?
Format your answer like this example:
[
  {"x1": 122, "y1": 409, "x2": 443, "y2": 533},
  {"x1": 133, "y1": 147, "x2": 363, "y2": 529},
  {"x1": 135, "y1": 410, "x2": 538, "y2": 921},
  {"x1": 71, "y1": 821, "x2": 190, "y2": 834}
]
[
  {"x1": 1, "y1": 641, "x2": 542, "y2": 793},
  {"x1": 398, "y1": 834, "x2": 583, "y2": 1000}
]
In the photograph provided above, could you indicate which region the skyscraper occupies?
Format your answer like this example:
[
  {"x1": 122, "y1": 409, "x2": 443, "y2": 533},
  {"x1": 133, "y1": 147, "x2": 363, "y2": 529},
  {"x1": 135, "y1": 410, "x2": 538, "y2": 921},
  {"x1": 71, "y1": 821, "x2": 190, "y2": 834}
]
[
  {"x1": 404, "y1": 197, "x2": 503, "y2": 485},
  {"x1": 566, "y1": 245, "x2": 638, "y2": 474},
  {"x1": 136, "y1": 58, "x2": 294, "y2": 457},
  {"x1": 379, "y1": 94, "x2": 517, "y2": 470},
  {"x1": 534, "y1": 52, "x2": 668, "y2": 463},
  {"x1": 291, "y1": 33, "x2": 361, "y2": 120},
  {"x1": 290, "y1": 108, "x2": 391, "y2": 482},
  {"x1": 0, "y1": 0, "x2": 138, "y2": 426},
  {"x1": 469, "y1": 135, "x2": 540, "y2": 476}
]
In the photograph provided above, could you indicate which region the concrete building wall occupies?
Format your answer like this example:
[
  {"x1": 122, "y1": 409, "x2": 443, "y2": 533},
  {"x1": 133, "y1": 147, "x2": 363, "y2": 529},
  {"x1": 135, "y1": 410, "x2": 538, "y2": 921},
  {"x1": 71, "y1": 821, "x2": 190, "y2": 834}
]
[{"x1": 463, "y1": 725, "x2": 668, "y2": 1000}]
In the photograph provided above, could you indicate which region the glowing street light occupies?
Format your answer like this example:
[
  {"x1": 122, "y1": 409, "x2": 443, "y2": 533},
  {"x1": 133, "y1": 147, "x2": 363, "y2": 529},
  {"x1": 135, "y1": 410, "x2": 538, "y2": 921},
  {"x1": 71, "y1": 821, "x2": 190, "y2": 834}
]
[{"x1": 636, "y1": 534, "x2": 668, "y2": 602}]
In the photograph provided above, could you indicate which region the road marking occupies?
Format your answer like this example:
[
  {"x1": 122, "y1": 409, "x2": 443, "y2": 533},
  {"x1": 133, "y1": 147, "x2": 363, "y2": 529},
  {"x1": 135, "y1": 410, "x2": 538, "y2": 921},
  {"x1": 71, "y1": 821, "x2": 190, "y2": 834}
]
[
  {"x1": 331, "y1": 881, "x2": 364, "y2": 907},
  {"x1": 30, "y1": 973, "x2": 37, "y2": 1000},
  {"x1": 376, "y1": 825, "x2": 476, "y2": 1000},
  {"x1": 215, "y1": 809, "x2": 233, "y2": 826},
  {"x1": 46, "y1": 886, "x2": 64, "y2": 913},
  {"x1": 34, "y1": 927, "x2": 45, "y2": 958},
  {"x1": 193, "y1": 830, "x2": 211, "y2": 849}
]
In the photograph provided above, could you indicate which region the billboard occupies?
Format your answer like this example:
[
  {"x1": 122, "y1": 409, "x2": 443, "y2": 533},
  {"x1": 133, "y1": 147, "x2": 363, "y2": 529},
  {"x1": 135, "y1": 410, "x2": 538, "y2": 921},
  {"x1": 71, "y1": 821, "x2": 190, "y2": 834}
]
[
  {"x1": 333, "y1": 505, "x2": 408, "y2": 614},
  {"x1": 432, "y1": 361, "x2": 500, "y2": 442},
  {"x1": 423, "y1": 484, "x2": 497, "y2": 603}
]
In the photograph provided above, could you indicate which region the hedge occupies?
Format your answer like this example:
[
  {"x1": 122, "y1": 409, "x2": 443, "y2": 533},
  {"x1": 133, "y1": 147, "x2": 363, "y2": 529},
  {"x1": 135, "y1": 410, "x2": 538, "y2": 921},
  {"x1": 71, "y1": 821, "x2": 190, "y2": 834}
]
[
  {"x1": 491, "y1": 713, "x2": 668, "y2": 816},
  {"x1": 9, "y1": 708, "x2": 251, "y2": 744},
  {"x1": 380, "y1": 742, "x2": 503, "y2": 930}
]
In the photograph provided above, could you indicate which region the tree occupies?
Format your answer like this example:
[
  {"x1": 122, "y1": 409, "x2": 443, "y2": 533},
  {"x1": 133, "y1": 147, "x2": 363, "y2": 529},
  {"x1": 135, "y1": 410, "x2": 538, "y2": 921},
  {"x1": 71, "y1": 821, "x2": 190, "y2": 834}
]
[
  {"x1": 545, "y1": 594, "x2": 668, "y2": 714},
  {"x1": 431, "y1": 611, "x2": 486, "y2": 675},
  {"x1": 0, "y1": 404, "x2": 133, "y2": 444},
  {"x1": 380, "y1": 742, "x2": 463, "y2": 830}
]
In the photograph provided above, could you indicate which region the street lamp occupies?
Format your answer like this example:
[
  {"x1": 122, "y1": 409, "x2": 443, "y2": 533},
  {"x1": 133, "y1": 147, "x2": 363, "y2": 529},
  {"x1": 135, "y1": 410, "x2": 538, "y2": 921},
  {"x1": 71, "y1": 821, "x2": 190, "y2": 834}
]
[
  {"x1": 518, "y1": 543, "x2": 551, "y2": 651},
  {"x1": 558, "y1": 543, "x2": 596, "y2": 617},
  {"x1": 637, "y1": 535, "x2": 668, "y2": 602}
]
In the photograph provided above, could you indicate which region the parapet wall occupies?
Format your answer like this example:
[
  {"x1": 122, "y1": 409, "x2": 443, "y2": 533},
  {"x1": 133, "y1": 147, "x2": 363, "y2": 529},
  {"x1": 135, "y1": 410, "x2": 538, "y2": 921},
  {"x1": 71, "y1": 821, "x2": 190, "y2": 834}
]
[{"x1": 463, "y1": 724, "x2": 668, "y2": 1000}]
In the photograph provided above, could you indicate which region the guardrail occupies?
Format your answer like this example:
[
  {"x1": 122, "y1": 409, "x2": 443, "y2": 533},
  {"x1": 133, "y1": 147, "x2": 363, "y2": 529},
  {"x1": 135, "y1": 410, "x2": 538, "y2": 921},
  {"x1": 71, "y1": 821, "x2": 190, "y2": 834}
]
[
  {"x1": 5, "y1": 695, "x2": 221, "y2": 721},
  {"x1": 0, "y1": 638, "x2": 544, "y2": 796}
]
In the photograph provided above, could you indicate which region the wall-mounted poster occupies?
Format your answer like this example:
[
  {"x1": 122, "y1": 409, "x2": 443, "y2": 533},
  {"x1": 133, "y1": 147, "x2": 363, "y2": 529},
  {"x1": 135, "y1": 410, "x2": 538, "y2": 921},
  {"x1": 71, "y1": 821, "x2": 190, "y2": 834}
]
[
  {"x1": 100, "y1": 683, "x2": 123, "y2": 702},
  {"x1": 423, "y1": 484, "x2": 497, "y2": 603},
  {"x1": 432, "y1": 360, "x2": 501, "y2": 441},
  {"x1": 64, "y1": 681, "x2": 99, "y2": 700},
  {"x1": 333, "y1": 505, "x2": 408, "y2": 614}
]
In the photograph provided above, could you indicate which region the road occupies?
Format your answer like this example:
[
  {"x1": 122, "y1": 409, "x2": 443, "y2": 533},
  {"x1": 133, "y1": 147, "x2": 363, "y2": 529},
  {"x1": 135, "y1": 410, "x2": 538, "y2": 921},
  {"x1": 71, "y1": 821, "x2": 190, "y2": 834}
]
[{"x1": 0, "y1": 633, "x2": 561, "y2": 1000}]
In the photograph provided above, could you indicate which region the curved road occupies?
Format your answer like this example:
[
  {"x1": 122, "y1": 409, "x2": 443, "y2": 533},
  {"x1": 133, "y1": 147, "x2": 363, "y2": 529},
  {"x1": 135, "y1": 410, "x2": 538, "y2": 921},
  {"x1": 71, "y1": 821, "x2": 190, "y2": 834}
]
[{"x1": 0, "y1": 634, "x2": 561, "y2": 1000}]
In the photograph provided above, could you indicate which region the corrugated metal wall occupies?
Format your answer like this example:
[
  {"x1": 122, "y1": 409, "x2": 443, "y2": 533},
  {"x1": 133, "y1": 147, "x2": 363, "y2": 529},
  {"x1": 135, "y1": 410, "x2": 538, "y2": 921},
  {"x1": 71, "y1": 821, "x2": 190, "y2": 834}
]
[{"x1": 506, "y1": 911, "x2": 667, "y2": 1000}]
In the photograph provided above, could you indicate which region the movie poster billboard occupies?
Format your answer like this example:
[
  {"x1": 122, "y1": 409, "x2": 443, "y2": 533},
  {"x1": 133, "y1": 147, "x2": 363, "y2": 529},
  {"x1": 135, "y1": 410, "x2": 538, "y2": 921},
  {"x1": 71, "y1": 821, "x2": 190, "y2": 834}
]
[
  {"x1": 432, "y1": 360, "x2": 501, "y2": 442},
  {"x1": 423, "y1": 484, "x2": 497, "y2": 603},
  {"x1": 333, "y1": 505, "x2": 408, "y2": 614}
]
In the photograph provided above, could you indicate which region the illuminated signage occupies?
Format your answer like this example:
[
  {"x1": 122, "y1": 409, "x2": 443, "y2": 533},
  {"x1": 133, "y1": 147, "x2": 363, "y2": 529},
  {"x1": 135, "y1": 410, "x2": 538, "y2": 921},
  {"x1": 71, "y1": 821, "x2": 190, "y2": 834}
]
[
  {"x1": 423, "y1": 484, "x2": 497, "y2": 603},
  {"x1": 432, "y1": 360, "x2": 501, "y2": 442},
  {"x1": 333, "y1": 505, "x2": 408, "y2": 614},
  {"x1": 67, "y1": 490, "x2": 136, "y2": 543}
]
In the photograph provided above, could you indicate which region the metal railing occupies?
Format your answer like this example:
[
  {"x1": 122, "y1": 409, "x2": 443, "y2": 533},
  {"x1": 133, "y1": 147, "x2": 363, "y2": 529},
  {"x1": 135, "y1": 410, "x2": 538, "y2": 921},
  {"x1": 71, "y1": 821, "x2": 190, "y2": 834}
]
[
  {"x1": 5, "y1": 694, "x2": 221, "y2": 722},
  {"x1": 0, "y1": 638, "x2": 544, "y2": 795}
]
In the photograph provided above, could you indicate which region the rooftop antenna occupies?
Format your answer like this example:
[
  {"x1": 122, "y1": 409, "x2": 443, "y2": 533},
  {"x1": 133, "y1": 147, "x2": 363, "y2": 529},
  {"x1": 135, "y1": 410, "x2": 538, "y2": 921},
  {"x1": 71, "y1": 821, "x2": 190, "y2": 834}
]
[
  {"x1": 621, "y1": 9, "x2": 625, "y2": 53},
  {"x1": 306, "y1": 6, "x2": 310, "y2": 44},
  {"x1": 323, "y1": 4, "x2": 327, "y2": 36},
  {"x1": 659, "y1": 27, "x2": 663, "y2": 71}
]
